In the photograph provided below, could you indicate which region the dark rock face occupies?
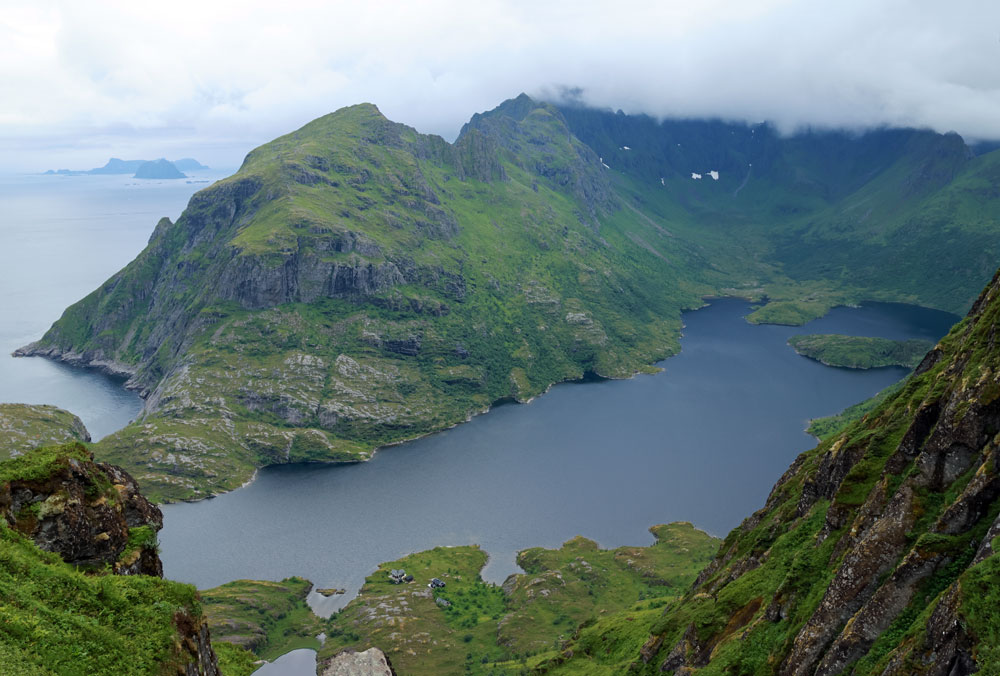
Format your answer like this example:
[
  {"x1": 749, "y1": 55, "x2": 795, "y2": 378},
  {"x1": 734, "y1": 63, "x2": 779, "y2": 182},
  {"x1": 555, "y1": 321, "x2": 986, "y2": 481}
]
[
  {"x1": 174, "y1": 608, "x2": 222, "y2": 676},
  {"x1": 213, "y1": 251, "x2": 406, "y2": 309},
  {"x1": 0, "y1": 445, "x2": 163, "y2": 575}
]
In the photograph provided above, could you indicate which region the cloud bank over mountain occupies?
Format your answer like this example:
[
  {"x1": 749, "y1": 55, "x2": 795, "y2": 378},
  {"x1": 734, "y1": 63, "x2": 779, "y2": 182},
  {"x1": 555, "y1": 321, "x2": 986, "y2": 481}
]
[{"x1": 2, "y1": 0, "x2": 999, "y2": 170}]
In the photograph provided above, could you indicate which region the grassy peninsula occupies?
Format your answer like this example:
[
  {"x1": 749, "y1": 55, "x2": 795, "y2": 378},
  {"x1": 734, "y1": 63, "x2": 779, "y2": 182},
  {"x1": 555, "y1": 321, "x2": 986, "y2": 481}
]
[
  {"x1": 319, "y1": 523, "x2": 718, "y2": 674},
  {"x1": 788, "y1": 334, "x2": 935, "y2": 369}
]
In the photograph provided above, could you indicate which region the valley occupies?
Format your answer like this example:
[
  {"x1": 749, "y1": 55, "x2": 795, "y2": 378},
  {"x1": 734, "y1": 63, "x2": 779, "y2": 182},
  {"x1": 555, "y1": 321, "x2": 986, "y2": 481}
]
[
  {"x1": 2, "y1": 94, "x2": 1000, "y2": 676},
  {"x1": 14, "y1": 96, "x2": 1000, "y2": 503}
]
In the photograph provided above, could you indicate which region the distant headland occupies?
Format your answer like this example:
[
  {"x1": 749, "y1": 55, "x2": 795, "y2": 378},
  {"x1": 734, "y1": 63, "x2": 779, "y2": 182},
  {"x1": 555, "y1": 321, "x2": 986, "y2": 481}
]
[{"x1": 44, "y1": 157, "x2": 209, "y2": 179}]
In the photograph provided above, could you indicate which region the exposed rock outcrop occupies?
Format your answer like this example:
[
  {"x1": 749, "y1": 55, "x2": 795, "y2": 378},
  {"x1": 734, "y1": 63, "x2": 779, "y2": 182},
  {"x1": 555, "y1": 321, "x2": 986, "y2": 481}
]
[
  {"x1": 0, "y1": 443, "x2": 163, "y2": 575},
  {"x1": 175, "y1": 609, "x2": 223, "y2": 676},
  {"x1": 320, "y1": 647, "x2": 395, "y2": 676}
]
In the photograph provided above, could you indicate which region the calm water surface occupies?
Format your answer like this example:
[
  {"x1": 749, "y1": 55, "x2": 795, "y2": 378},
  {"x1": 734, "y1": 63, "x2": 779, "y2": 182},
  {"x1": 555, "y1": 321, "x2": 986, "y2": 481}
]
[
  {"x1": 159, "y1": 298, "x2": 957, "y2": 615},
  {"x1": 252, "y1": 649, "x2": 317, "y2": 675},
  {"x1": 0, "y1": 173, "x2": 225, "y2": 439}
]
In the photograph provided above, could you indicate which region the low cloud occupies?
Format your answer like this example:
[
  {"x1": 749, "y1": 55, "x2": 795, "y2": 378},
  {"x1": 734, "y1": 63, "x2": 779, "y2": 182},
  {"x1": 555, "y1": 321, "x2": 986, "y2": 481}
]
[{"x1": 2, "y1": 0, "x2": 999, "y2": 171}]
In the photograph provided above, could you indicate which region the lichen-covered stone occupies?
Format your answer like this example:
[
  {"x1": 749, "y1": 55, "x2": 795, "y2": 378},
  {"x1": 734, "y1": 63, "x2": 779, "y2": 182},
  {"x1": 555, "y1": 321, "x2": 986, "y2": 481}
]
[{"x1": 320, "y1": 647, "x2": 395, "y2": 676}]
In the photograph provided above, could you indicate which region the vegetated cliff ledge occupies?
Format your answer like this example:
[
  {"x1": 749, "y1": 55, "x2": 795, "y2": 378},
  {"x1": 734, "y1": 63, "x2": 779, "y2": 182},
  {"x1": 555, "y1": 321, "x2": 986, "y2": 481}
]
[
  {"x1": 0, "y1": 443, "x2": 220, "y2": 675},
  {"x1": 527, "y1": 268, "x2": 1000, "y2": 675},
  {"x1": 18, "y1": 95, "x2": 1000, "y2": 503}
]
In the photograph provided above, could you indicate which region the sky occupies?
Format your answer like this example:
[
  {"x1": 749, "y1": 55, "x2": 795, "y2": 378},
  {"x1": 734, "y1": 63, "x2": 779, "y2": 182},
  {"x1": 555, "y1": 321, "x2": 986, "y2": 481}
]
[{"x1": 2, "y1": 0, "x2": 999, "y2": 172}]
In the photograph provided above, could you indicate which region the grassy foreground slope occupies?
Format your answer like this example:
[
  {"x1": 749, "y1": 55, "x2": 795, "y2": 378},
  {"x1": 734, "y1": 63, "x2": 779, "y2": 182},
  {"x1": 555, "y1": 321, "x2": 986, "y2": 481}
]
[
  {"x1": 0, "y1": 524, "x2": 210, "y2": 676},
  {"x1": 20, "y1": 98, "x2": 727, "y2": 501},
  {"x1": 540, "y1": 269, "x2": 1000, "y2": 674},
  {"x1": 0, "y1": 445, "x2": 218, "y2": 676}
]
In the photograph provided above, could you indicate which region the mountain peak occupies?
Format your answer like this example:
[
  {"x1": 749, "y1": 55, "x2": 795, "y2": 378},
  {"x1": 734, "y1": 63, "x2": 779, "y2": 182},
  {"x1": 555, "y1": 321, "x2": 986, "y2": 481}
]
[
  {"x1": 463, "y1": 93, "x2": 561, "y2": 128},
  {"x1": 307, "y1": 102, "x2": 391, "y2": 130}
]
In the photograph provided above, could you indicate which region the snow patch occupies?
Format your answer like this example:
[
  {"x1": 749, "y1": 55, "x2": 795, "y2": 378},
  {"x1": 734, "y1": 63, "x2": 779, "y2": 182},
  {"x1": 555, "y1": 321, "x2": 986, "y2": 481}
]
[
  {"x1": 709, "y1": 170, "x2": 719, "y2": 180},
  {"x1": 691, "y1": 172, "x2": 702, "y2": 180},
  {"x1": 622, "y1": 145, "x2": 631, "y2": 150},
  {"x1": 600, "y1": 157, "x2": 610, "y2": 169}
]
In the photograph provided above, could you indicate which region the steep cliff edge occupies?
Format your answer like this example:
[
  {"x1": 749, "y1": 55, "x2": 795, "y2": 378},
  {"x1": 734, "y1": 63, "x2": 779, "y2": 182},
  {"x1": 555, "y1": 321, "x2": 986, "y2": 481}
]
[
  {"x1": 0, "y1": 444, "x2": 220, "y2": 675},
  {"x1": 543, "y1": 269, "x2": 1000, "y2": 674}
]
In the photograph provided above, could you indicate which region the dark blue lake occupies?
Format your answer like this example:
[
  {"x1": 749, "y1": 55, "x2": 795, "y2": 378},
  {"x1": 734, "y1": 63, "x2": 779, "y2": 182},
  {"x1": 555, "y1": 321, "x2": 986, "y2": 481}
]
[{"x1": 158, "y1": 297, "x2": 956, "y2": 614}]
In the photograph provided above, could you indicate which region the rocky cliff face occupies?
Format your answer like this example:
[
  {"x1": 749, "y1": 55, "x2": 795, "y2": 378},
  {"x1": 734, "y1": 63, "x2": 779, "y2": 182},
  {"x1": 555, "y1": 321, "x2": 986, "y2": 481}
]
[
  {"x1": 0, "y1": 442, "x2": 163, "y2": 575},
  {"x1": 625, "y1": 270, "x2": 1000, "y2": 674}
]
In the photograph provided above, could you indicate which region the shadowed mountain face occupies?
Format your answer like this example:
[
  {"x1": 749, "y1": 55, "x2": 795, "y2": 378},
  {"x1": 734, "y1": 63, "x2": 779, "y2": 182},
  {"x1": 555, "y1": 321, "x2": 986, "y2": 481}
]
[
  {"x1": 534, "y1": 269, "x2": 1000, "y2": 675},
  {"x1": 18, "y1": 95, "x2": 1000, "y2": 502},
  {"x1": 558, "y1": 105, "x2": 1000, "y2": 315}
]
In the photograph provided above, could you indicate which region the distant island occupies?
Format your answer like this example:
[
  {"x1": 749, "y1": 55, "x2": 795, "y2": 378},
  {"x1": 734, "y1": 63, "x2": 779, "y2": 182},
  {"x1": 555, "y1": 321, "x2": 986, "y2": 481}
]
[
  {"x1": 43, "y1": 156, "x2": 208, "y2": 179},
  {"x1": 133, "y1": 159, "x2": 186, "y2": 179}
]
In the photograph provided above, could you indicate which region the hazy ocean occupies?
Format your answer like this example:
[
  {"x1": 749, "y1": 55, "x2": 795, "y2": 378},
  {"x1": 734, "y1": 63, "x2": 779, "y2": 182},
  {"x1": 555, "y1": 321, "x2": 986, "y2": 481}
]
[{"x1": 0, "y1": 171, "x2": 227, "y2": 439}]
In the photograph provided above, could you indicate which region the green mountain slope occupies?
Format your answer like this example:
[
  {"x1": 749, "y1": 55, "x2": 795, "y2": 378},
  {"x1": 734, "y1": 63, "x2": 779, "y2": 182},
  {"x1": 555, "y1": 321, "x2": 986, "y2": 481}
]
[
  {"x1": 0, "y1": 403, "x2": 91, "y2": 460},
  {"x1": 559, "y1": 105, "x2": 1000, "y2": 320},
  {"x1": 538, "y1": 269, "x2": 1000, "y2": 674},
  {"x1": 19, "y1": 96, "x2": 1000, "y2": 502},
  {"x1": 19, "y1": 99, "x2": 724, "y2": 500}
]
